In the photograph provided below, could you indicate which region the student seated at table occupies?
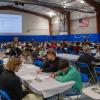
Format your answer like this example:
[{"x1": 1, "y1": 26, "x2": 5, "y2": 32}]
[
  {"x1": 37, "y1": 49, "x2": 60, "y2": 73},
  {"x1": 77, "y1": 47, "x2": 100, "y2": 79},
  {"x1": 21, "y1": 50, "x2": 33, "y2": 64},
  {"x1": 5, "y1": 45, "x2": 22, "y2": 57},
  {"x1": 48, "y1": 59, "x2": 82, "y2": 100},
  {"x1": 0, "y1": 58, "x2": 42, "y2": 100},
  {"x1": 73, "y1": 42, "x2": 81, "y2": 54},
  {"x1": 50, "y1": 42, "x2": 57, "y2": 50}
]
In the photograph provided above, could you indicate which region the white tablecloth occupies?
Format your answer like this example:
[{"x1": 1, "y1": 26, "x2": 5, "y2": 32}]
[
  {"x1": 57, "y1": 53, "x2": 79, "y2": 62},
  {"x1": 16, "y1": 64, "x2": 75, "y2": 98}
]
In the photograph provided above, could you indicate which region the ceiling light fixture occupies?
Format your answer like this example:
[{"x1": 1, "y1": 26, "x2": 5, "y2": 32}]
[
  {"x1": 47, "y1": 11, "x2": 56, "y2": 17},
  {"x1": 65, "y1": 3, "x2": 71, "y2": 7},
  {"x1": 63, "y1": 5, "x2": 66, "y2": 8},
  {"x1": 80, "y1": 0, "x2": 85, "y2": 3}
]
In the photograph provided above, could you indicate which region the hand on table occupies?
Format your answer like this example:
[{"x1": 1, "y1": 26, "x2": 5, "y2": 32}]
[
  {"x1": 50, "y1": 72, "x2": 57, "y2": 78},
  {"x1": 36, "y1": 69, "x2": 43, "y2": 74}
]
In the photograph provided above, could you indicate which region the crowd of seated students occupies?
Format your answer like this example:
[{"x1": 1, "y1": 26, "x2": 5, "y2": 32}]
[
  {"x1": 0, "y1": 41, "x2": 100, "y2": 55},
  {"x1": 0, "y1": 41, "x2": 100, "y2": 100}
]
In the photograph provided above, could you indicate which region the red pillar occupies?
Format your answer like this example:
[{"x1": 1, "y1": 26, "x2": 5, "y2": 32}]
[
  {"x1": 66, "y1": 12, "x2": 71, "y2": 34},
  {"x1": 96, "y1": 10, "x2": 100, "y2": 33}
]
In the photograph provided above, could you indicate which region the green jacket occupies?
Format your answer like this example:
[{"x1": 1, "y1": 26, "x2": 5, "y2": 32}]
[{"x1": 55, "y1": 65, "x2": 82, "y2": 91}]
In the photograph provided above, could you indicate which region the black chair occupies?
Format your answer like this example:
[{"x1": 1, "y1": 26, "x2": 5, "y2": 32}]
[
  {"x1": 76, "y1": 62, "x2": 95, "y2": 83},
  {"x1": 0, "y1": 60, "x2": 4, "y2": 74}
]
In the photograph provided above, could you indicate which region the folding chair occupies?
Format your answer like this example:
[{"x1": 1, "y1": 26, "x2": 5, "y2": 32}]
[
  {"x1": 76, "y1": 62, "x2": 95, "y2": 84},
  {"x1": 0, "y1": 90, "x2": 11, "y2": 100},
  {"x1": 34, "y1": 59, "x2": 43, "y2": 68},
  {"x1": 94, "y1": 67, "x2": 100, "y2": 88},
  {"x1": 0, "y1": 60, "x2": 3, "y2": 65}
]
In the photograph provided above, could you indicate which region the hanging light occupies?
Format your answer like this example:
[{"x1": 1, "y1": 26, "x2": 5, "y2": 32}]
[
  {"x1": 80, "y1": 0, "x2": 85, "y2": 3},
  {"x1": 63, "y1": 5, "x2": 66, "y2": 8},
  {"x1": 65, "y1": 3, "x2": 71, "y2": 7},
  {"x1": 47, "y1": 11, "x2": 56, "y2": 17}
]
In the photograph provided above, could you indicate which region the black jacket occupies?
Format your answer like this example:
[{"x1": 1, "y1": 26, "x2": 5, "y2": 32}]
[
  {"x1": 77, "y1": 53, "x2": 100, "y2": 66},
  {"x1": 0, "y1": 65, "x2": 4, "y2": 74},
  {"x1": 5, "y1": 47, "x2": 22, "y2": 57},
  {"x1": 0, "y1": 70, "x2": 28, "y2": 100},
  {"x1": 42, "y1": 57, "x2": 60, "y2": 72},
  {"x1": 77, "y1": 53, "x2": 100, "y2": 74}
]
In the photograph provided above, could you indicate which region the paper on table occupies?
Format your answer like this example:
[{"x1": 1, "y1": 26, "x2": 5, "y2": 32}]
[
  {"x1": 38, "y1": 74, "x2": 50, "y2": 80},
  {"x1": 24, "y1": 65, "x2": 34, "y2": 69},
  {"x1": 21, "y1": 75, "x2": 35, "y2": 81},
  {"x1": 23, "y1": 64, "x2": 39, "y2": 70},
  {"x1": 20, "y1": 73, "x2": 50, "y2": 82}
]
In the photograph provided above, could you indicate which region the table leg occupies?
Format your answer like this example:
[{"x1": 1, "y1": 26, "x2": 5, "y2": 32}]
[
  {"x1": 43, "y1": 94, "x2": 60, "y2": 100},
  {"x1": 43, "y1": 98, "x2": 46, "y2": 100},
  {"x1": 58, "y1": 94, "x2": 60, "y2": 100}
]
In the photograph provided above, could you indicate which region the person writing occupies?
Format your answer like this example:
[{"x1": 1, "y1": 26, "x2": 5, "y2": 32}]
[{"x1": 48, "y1": 59, "x2": 82, "y2": 100}]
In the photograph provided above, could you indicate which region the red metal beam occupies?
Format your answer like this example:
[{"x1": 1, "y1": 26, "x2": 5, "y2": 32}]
[
  {"x1": 66, "y1": 12, "x2": 71, "y2": 34},
  {"x1": 96, "y1": 10, "x2": 100, "y2": 33},
  {"x1": 0, "y1": 6, "x2": 50, "y2": 20},
  {"x1": 48, "y1": 19, "x2": 52, "y2": 35}
]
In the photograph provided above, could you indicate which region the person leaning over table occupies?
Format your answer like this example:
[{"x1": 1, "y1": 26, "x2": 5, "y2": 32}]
[
  {"x1": 21, "y1": 50, "x2": 33, "y2": 64},
  {"x1": 36, "y1": 48, "x2": 60, "y2": 73},
  {"x1": 0, "y1": 57, "x2": 42, "y2": 100},
  {"x1": 48, "y1": 59, "x2": 82, "y2": 100},
  {"x1": 77, "y1": 47, "x2": 100, "y2": 80}
]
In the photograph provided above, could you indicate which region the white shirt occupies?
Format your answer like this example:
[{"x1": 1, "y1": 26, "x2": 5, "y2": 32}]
[{"x1": 95, "y1": 52, "x2": 100, "y2": 59}]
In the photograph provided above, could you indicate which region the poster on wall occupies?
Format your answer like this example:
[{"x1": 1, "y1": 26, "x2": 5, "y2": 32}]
[{"x1": 79, "y1": 17, "x2": 89, "y2": 27}]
